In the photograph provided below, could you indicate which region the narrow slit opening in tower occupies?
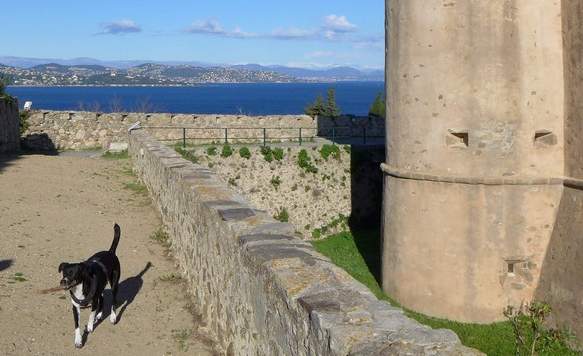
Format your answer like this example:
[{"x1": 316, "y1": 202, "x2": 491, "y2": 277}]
[
  {"x1": 507, "y1": 262, "x2": 515, "y2": 276},
  {"x1": 534, "y1": 130, "x2": 556, "y2": 146},
  {"x1": 447, "y1": 130, "x2": 469, "y2": 147}
]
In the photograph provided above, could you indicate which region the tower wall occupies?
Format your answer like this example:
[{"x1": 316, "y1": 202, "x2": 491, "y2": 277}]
[{"x1": 383, "y1": 0, "x2": 566, "y2": 322}]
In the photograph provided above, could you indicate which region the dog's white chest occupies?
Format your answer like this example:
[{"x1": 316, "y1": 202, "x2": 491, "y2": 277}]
[{"x1": 71, "y1": 285, "x2": 85, "y2": 307}]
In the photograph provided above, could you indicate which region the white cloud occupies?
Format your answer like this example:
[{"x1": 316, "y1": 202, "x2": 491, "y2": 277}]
[
  {"x1": 185, "y1": 15, "x2": 361, "y2": 42},
  {"x1": 99, "y1": 20, "x2": 142, "y2": 35},
  {"x1": 323, "y1": 15, "x2": 357, "y2": 33},
  {"x1": 305, "y1": 51, "x2": 336, "y2": 58},
  {"x1": 186, "y1": 20, "x2": 255, "y2": 38}
]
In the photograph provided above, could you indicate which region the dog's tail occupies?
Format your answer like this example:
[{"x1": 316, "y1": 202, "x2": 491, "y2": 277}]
[{"x1": 110, "y1": 223, "x2": 121, "y2": 253}]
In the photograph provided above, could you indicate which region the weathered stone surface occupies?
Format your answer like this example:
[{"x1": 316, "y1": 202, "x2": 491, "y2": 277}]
[
  {"x1": 25, "y1": 110, "x2": 385, "y2": 150},
  {"x1": 107, "y1": 142, "x2": 128, "y2": 152},
  {"x1": 128, "y1": 130, "x2": 481, "y2": 355}
]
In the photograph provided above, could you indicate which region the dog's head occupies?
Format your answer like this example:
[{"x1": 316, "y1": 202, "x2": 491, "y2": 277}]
[{"x1": 58, "y1": 262, "x2": 87, "y2": 289}]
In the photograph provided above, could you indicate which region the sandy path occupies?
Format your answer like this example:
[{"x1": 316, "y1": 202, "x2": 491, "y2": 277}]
[{"x1": 0, "y1": 153, "x2": 215, "y2": 356}]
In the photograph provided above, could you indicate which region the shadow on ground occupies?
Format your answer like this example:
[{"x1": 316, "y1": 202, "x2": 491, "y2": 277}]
[
  {"x1": 116, "y1": 261, "x2": 152, "y2": 322},
  {"x1": 1, "y1": 133, "x2": 58, "y2": 173},
  {"x1": 0, "y1": 259, "x2": 13, "y2": 272}
]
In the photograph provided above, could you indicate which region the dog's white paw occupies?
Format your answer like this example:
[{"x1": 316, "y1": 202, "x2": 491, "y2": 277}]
[
  {"x1": 110, "y1": 311, "x2": 117, "y2": 324},
  {"x1": 74, "y1": 328, "x2": 83, "y2": 348},
  {"x1": 96, "y1": 311, "x2": 103, "y2": 320},
  {"x1": 87, "y1": 322, "x2": 94, "y2": 333}
]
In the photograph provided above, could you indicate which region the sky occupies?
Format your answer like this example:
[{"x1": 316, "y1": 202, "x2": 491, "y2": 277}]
[{"x1": 1, "y1": 0, "x2": 384, "y2": 69}]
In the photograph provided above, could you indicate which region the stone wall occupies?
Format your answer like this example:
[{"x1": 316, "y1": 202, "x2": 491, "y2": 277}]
[
  {"x1": 128, "y1": 130, "x2": 479, "y2": 355},
  {"x1": 24, "y1": 110, "x2": 385, "y2": 150},
  {"x1": 0, "y1": 99, "x2": 20, "y2": 153},
  {"x1": 182, "y1": 144, "x2": 384, "y2": 239}
]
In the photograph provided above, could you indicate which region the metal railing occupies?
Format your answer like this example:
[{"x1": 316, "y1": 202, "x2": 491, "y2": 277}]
[{"x1": 138, "y1": 125, "x2": 384, "y2": 148}]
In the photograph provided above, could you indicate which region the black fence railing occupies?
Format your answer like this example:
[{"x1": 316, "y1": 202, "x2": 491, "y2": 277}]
[{"x1": 138, "y1": 126, "x2": 384, "y2": 148}]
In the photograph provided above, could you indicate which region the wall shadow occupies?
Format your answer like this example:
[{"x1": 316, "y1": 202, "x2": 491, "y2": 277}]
[
  {"x1": 316, "y1": 115, "x2": 385, "y2": 145},
  {"x1": 348, "y1": 145, "x2": 385, "y2": 284},
  {"x1": 0, "y1": 134, "x2": 59, "y2": 174}
]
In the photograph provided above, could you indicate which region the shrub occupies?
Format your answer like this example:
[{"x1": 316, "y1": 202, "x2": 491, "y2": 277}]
[
  {"x1": 274, "y1": 208, "x2": 289, "y2": 223},
  {"x1": 260, "y1": 146, "x2": 273, "y2": 162},
  {"x1": 206, "y1": 146, "x2": 217, "y2": 156},
  {"x1": 239, "y1": 147, "x2": 251, "y2": 159},
  {"x1": 504, "y1": 301, "x2": 578, "y2": 355},
  {"x1": 273, "y1": 147, "x2": 284, "y2": 161},
  {"x1": 320, "y1": 144, "x2": 341, "y2": 161},
  {"x1": 19, "y1": 111, "x2": 30, "y2": 135},
  {"x1": 297, "y1": 149, "x2": 318, "y2": 173},
  {"x1": 220, "y1": 144, "x2": 233, "y2": 158},
  {"x1": 270, "y1": 176, "x2": 282, "y2": 190}
]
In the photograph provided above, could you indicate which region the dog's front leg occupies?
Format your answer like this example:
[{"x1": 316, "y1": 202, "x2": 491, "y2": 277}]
[
  {"x1": 87, "y1": 300, "x2": 98, "y2": 333},
  {"x1": 72, "y1": 305, "x2": 83, "y2": 348}
]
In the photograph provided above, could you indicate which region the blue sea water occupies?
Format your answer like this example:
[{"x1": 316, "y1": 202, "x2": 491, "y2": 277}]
[{"x1": 7, "y1": 82, "x2": 384, "y2": 115}]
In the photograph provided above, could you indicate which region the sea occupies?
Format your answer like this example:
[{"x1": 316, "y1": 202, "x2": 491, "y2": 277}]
[{"x1": 6, "y1": 82, "x2": 384, "y2": 116}]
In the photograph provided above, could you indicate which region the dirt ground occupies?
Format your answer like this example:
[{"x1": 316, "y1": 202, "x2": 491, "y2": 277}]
[{"x1": 0, "y1": 153, "x2": 216, "y2": 356}]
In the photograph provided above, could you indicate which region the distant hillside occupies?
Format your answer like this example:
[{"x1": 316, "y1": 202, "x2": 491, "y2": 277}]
[
  {"x1": 0, "y1": 63, "x2": 297, "y2": 86},
  {"x1": 0, "y1": 56, "x2": 384, "y2": 82},
  {"x1": 232, "y1": 64, "x2": 383, "y2": 81}
]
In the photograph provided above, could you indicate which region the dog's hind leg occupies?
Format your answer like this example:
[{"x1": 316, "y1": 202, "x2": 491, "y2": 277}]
[
  {"x1": 110, "y1": 270, "x2": 120, "y2": 324},
  {"x1": 72, "y1": 305, "x2": 83, "y2": 348}
]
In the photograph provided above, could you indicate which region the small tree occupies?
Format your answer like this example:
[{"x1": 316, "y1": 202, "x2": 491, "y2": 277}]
[
  {"x1": 305, "y1": 94, "x2": 325, "y2": 118},
  {"x1": 369, "y1": 92, "x2": 386, "y2": 118},
  {"x1": 324, "y1": 88, "x2": 341, "y2": 118}
]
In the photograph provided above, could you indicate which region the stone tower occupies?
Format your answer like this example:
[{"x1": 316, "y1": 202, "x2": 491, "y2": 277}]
[{"x1": 383, "y1": 0, "x2": 583, "y2": 334}]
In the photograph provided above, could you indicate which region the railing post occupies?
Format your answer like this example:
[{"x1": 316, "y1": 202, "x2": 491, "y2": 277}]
[
  {"x1": 363, "y1": 127, "x2": 367, "y2": 145},
  {"x1": 182, "y1": 128, "x2": 186, "y2": 149},
  {"x1": 299, "y1": 128, "x2": 302, "y2": 146},
  {"x1": 263, "y1": 128, "x2": 267, "y2": 147},
  {"x1": 224, "y1": 128, "x2": 228, "y2": 144}
]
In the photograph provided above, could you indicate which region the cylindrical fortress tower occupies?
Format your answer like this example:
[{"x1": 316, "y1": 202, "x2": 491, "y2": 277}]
[{"x1": 383, "y1": 0, "x2": 565, "y2": 322}]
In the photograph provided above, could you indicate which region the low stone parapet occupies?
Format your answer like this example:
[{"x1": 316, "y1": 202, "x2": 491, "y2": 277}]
[{"x1": 128, "y1": 129, "x2": 481, "y2": 355}]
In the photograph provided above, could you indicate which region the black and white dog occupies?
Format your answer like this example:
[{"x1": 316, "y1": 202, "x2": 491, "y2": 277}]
[{"x1": 58, "y1": 223, "x2": 121, "y2": 348}]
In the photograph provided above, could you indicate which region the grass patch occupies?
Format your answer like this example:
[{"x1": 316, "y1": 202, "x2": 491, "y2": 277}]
[
  {"x1": 9, "y1": 272, "x2": 27, "y2": 283},
  {"x1": 123, "y1": 181, "x2": 148, "y2": 195},
  {"x1": 158, "y1": 273, "x2": 182, "y2": 283},
  {"x1": 175, "y1": 146, "x2": 199, "y2": 163},
  {"x1": 274, "y1": 207, "x2": 289, "y2": 223},
  {"x1": 172, "y1": 329, "x2": 192, "y2": 352},
  {"x1": 311, "y1": 229, "x2": 576, "y2": 356},
  {"x1": 102, "y1": 150, "x2": 128, "y2": 160},
  {"x1": 150, "y1": 227, "x2": 171, "y2": 248},
  {"x1": 206, "y1": 146, "x2": 217, "y2": 156},
  {"x1": 320, "y1": 144, "x2": 341, "y2": 161}
]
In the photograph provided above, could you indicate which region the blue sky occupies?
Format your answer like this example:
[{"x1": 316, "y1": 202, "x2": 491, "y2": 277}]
[{"x1": 2, "y1": 0, "x2": 384, "y2": 68}]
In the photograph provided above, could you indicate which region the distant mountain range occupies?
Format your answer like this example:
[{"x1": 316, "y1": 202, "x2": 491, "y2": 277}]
[{"x1": 0, "y1": 56, "x2": 383, "y2": 82}]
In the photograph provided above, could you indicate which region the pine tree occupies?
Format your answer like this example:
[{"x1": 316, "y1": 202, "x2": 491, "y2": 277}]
[
  {"x1": 305, "y1": 94, "x2": 325, "y2": 117},
  {"x1": 324, "y1": 88, "x2": 341, "y2": 118},
  {"x1": 369, "y1": 92, "x2": 386, "y2": 118}
]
